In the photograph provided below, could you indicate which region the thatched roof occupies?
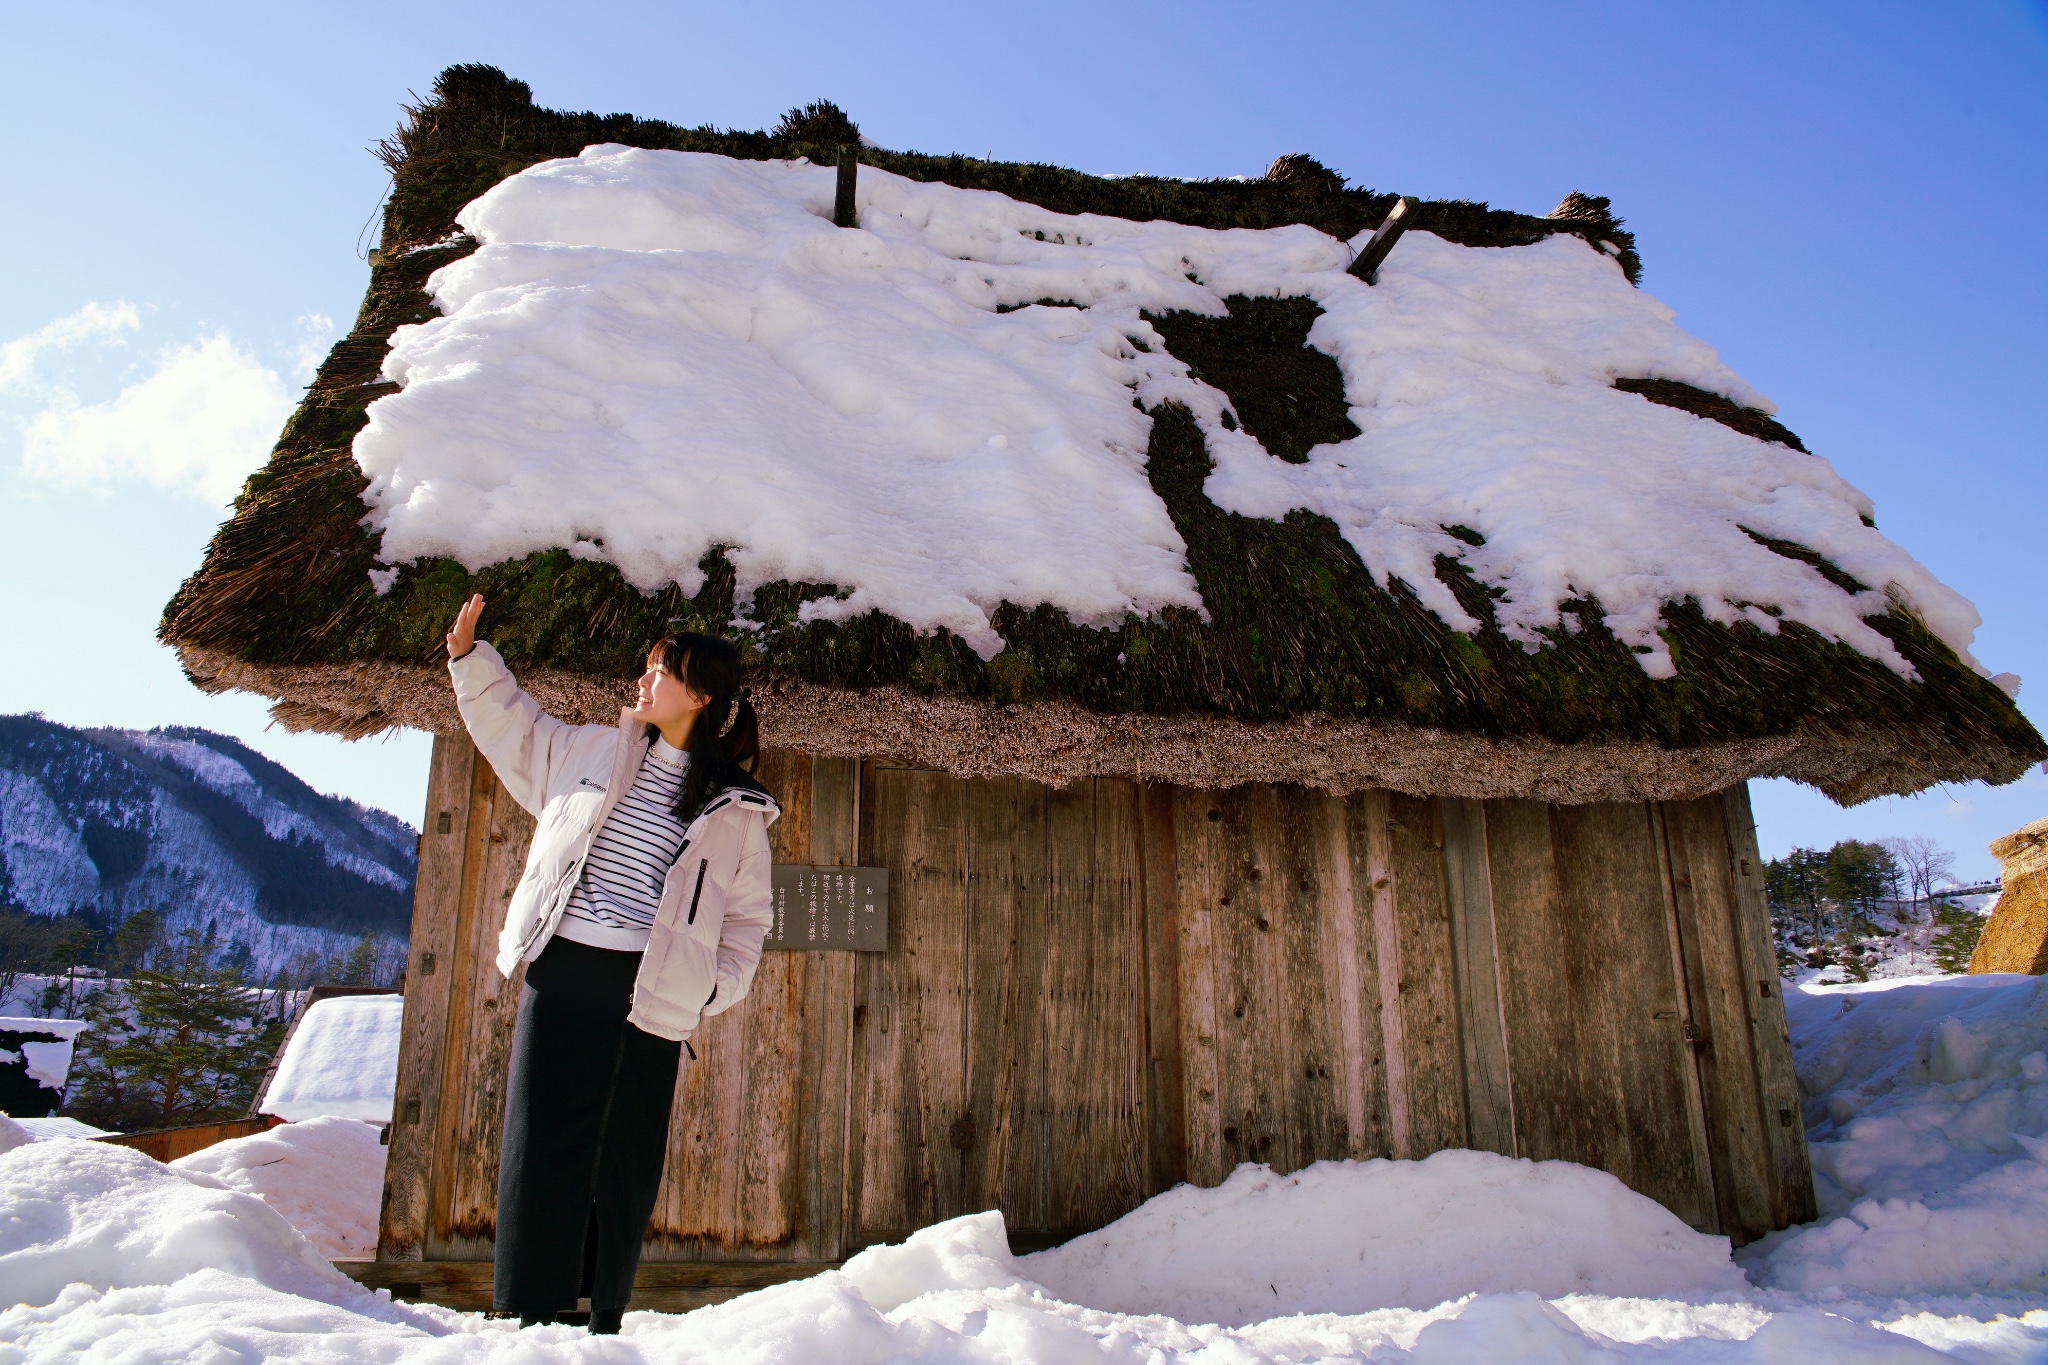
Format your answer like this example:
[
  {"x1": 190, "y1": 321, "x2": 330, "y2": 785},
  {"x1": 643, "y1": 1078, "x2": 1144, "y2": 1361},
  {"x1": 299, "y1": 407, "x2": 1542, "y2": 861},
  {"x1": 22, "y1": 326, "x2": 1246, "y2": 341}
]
[{"x1": 162, "y1": 65, "x2": 2043, "y2": 805}]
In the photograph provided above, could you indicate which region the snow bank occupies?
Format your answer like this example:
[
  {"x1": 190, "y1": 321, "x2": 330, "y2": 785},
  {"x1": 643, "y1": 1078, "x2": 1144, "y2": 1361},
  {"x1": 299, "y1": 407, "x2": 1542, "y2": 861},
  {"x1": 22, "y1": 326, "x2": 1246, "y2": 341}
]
[
  {"x1": 2, "y1": 1133, "x2": 2040, "y2": 1362},
  {"x1": 1745, "y1": 973, "x2": 2048, "y2": 1297},
  {"x1": 259, "y1": 993, "x2": 402, "y2": 1122},
  {"x1": 354, "y1": 146, "x2": 1978, "y2": 677},
  {"x1": 1023, "y1": 1148, "x2": 1745, "y2": 1324},
  {"x1": 0, "y1": 1112, "x2": 32, "y2": 1154},
  {"x1": 0, "y1": 1137, "x2": 362, "y2": 1309},
  {"x1": 172, "y1": 1116, "x2": 386, "y2": 1259}
]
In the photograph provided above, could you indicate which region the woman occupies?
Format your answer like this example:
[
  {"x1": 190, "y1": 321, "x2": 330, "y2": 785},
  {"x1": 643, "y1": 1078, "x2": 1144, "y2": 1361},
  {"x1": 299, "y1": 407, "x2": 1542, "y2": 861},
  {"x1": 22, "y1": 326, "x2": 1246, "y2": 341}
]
[{"x1": 443, "y1": 593, "x2": 778, "y2": 1332}]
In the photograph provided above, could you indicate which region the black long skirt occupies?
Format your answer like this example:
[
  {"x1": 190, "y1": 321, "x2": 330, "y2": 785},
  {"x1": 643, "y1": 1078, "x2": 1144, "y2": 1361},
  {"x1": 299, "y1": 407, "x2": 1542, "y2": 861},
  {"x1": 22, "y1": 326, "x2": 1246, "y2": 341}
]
[{"x1": 494, "y1": 935, "x2": 683, "y2": 1322}]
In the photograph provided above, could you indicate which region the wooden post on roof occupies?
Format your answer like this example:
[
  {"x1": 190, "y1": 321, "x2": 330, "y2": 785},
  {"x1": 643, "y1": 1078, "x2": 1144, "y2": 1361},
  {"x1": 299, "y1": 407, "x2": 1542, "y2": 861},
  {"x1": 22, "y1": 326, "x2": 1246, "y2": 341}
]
[
  {"x1": 1347, "y1": 196, "x2": 1414, "y2": 284},
  {"x1": 834, "y1": 147, "x2": 858, "y2": 228}
]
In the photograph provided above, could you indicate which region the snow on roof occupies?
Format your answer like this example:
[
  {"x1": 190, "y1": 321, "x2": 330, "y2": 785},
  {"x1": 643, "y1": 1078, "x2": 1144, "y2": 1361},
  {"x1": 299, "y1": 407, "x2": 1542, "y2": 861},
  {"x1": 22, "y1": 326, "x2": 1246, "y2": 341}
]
[
  {"x1": 258, "y1": 995, "x2": 402, "y2": 1124},
  {"x1": 355, "y1": 146, "x2": 1976, "y2": 680},
  {"x1": 12, "y1": 1115, "x2": 113, "y2": 1140}
]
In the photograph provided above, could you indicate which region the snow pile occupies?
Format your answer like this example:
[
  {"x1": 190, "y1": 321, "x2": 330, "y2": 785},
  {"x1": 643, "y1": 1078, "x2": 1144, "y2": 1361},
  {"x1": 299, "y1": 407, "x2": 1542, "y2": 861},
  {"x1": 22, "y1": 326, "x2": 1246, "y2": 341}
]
[
  {"x1": 0, "y1": 1137, "x2": 362, "y2": 1309},
  {"x1": 354, "y1": 145, "x2": 1980, "y2": 677},
  {"x1": 0, "y1": 1112, "x2": 33, "y2": 1154},
  {"x1": 172, "y1": 1116, "x2": 386, "y2": 1259},
  {"x1": 7, "y1": 975, "x2": 2048, "y2": 1360},
  {"x1": 1745, "y1": 973, "x2": 2048, "y2": 1297},
  {"x1": 1022, "y1": 1148, "x2": 1746, "y2": 1323},
  {"x1": 259, "y1": 993, "x2": 402, "y2": 1122},
  {"x1": 3, "y1": 1131, "x2": 2043, "y2": 1362}
]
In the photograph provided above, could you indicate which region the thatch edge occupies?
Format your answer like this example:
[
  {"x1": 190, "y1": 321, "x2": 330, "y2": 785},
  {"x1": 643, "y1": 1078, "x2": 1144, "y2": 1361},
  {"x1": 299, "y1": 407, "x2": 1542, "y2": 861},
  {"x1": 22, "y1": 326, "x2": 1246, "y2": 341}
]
[{"x1": 175, "y1": 646, "x2": 2029, "y2": 806}]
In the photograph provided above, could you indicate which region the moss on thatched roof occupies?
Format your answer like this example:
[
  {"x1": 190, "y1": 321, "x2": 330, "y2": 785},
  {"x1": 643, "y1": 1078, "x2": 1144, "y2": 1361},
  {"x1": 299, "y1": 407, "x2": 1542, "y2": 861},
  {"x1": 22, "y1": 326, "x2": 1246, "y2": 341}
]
[{"x1": 161, "y1": 65, "x2": 2043, "y2": 804}]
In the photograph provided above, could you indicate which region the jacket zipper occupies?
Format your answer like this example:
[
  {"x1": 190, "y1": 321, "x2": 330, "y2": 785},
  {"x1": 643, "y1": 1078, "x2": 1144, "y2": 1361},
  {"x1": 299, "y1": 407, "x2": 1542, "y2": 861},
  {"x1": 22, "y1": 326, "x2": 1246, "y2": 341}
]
[{"x1": 685, "y1": 858, "x2": 709, "y2": 924}]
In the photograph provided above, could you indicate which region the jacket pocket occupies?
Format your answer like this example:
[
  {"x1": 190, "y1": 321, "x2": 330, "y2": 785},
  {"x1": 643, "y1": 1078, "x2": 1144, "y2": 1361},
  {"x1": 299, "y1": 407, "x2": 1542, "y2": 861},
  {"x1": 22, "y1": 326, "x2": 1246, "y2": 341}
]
[{"x1": 685, "y1": 858, "x2": 709, "y2": 924}]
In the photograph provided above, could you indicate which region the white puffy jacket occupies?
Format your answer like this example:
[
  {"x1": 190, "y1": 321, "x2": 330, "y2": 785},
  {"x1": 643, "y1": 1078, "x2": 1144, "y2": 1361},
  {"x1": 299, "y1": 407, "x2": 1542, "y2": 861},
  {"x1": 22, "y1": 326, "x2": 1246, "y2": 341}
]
[{"x1": 449, "y1": 641, "x2": 780, "y2": 1042}]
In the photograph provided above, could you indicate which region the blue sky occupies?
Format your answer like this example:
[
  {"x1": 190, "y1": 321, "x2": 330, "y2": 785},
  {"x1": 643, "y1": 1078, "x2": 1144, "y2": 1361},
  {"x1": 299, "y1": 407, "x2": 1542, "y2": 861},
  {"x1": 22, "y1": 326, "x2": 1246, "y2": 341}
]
[{"x1": 1, "y1": 2, "x2": 2042, "y2": 878}]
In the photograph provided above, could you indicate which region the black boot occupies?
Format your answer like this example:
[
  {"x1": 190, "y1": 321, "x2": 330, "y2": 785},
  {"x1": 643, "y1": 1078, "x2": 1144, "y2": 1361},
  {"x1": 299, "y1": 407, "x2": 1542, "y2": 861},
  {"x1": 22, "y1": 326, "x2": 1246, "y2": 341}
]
[{"x1": 588, "y1": 1306, "x2": 625, "y2": 1336}]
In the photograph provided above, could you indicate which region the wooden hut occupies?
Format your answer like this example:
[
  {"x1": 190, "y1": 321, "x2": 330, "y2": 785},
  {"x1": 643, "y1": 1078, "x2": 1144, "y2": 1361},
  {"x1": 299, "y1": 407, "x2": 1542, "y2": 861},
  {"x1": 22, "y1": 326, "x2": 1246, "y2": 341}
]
[{"x1": 163, "y1": 67, "x2": 2043, "y2": 1298}]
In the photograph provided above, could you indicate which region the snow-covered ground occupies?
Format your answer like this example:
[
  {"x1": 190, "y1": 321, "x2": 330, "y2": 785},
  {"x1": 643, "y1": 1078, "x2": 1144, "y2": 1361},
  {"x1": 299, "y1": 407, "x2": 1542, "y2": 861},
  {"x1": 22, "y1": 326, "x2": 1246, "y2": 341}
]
[{"x1": 4, "y1": 974, "x2": 2045, "y2": 1362}]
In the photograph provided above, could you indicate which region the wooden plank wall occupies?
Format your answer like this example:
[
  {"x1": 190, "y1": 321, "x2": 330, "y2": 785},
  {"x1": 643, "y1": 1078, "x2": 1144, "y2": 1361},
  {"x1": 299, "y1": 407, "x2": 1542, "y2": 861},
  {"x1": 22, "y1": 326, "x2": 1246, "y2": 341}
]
[{"x1": 379, "y1": 743, "x2": 1813, "y2": 1267}]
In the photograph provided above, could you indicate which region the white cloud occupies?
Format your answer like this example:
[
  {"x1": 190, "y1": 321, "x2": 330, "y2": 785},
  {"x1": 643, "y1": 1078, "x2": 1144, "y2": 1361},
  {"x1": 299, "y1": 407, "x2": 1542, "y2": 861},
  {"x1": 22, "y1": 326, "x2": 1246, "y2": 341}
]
[
  {"x1": 291, "y1": 314, "x2": 336, "y2": 379},
  {"x1": 3, "y1": 302, "x2": 331, "y2": 506},
  {"x1": 0, "y1": 301, "x2": 140, "y2": 392},
  {"x1": 18, "y1": 332, "x2": 297, "y2": 504}
]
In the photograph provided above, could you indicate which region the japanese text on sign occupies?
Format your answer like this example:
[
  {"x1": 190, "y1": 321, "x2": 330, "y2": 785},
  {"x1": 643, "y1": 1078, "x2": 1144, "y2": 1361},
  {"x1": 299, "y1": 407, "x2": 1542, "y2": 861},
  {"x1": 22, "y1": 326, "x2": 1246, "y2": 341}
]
[{"x1": 766, "y1": 865, "x2": 889, "y2": 951}]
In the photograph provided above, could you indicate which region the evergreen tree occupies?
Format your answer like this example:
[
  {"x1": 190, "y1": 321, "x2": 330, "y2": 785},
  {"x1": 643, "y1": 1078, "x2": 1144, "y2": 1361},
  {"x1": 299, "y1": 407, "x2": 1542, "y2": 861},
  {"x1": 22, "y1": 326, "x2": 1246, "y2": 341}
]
[
  {"x1": 1931, "y1": 900, "x2": 1988, "y2": 974},
  {"x1": 105, "y1": 908, "x2": 162, "y2": 976},
  {"x1": 329, "y1": 933, "x2": 382, "y2": 987},
  {"x1": 64, "y1": 931, "x2": 283, "y2": 1131},
  {"x1": 1765, "y1": 847, "x2": 1831, "y2": 957}
]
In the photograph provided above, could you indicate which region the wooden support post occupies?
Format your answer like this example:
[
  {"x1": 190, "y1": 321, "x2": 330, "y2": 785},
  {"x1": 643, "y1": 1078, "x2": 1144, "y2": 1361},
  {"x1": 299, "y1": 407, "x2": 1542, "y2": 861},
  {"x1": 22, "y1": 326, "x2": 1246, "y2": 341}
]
[
  {"x1": 1720, "y1": 783, "x2": 1819, "y2": 1228},
  {"x1": 1347, "y1": 196, "x2": 1414, "y2": 284},
  {"x1": 834, "y1": 147, "x2": 859, "y2": 228}
]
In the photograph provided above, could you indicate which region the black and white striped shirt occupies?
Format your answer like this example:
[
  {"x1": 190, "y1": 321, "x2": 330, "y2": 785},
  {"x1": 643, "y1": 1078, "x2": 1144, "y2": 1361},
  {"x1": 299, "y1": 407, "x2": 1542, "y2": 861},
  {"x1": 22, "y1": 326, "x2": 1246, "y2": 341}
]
[{"x1": 555, "y1": 738, "x2": 692, "y2": 951}]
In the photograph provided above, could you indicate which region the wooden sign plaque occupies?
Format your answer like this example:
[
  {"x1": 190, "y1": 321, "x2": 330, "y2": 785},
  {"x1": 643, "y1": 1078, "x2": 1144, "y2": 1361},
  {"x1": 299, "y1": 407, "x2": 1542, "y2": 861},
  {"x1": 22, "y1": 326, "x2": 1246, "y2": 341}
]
[{"x1": 765, "y1": 865, "x2": 890, "y2": 951}]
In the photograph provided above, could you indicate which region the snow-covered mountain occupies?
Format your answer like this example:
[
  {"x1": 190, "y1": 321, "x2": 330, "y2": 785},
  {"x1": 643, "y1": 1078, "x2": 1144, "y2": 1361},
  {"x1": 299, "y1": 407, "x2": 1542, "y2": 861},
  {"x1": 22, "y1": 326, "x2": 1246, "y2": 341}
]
[{"x1": 0, "y1": 714, "x2": 416, "y2": 976}]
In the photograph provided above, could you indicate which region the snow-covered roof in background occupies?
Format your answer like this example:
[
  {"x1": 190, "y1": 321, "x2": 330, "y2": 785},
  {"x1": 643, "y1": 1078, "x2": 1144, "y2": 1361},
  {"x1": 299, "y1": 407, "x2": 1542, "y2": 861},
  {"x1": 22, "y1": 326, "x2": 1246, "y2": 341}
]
[
  {"x1": 259, "y1": 995, "x2": 402, "y2": 1124},
  {"x1": 355, "y1": 146, "x2": 1980, "y2": 681}
]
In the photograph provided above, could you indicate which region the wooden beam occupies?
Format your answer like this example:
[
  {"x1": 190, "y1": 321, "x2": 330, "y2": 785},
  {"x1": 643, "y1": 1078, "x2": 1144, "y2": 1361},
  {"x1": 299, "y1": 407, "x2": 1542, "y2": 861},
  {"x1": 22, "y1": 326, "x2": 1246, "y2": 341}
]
[{"x1": 1347, "y1": 197, "x2": 1414, "y2": 284}]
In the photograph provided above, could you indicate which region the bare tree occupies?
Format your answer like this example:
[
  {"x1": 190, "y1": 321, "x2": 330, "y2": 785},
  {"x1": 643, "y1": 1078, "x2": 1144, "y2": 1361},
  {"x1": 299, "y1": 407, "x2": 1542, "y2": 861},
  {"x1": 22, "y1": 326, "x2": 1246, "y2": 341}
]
[
  {"x1": 1883, "y1": 835, "x2": 1958, "y2": 906},
  {"x1": 1880, "y1": 835, "x2": 1959, "y2": 972}
]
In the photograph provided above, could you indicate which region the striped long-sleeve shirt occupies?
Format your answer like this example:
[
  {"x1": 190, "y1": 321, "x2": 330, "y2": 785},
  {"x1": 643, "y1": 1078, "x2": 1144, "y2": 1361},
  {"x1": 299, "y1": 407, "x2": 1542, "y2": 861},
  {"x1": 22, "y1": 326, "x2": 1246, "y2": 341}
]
[{"x1": 554, "y1": 738, "x2": 692, "y2": 952}]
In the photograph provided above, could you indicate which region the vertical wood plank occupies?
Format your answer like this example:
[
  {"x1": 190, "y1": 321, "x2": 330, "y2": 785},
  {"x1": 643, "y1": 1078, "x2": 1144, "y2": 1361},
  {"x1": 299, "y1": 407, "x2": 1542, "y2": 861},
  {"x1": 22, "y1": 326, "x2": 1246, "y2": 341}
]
[
  {"x1": 1321, "y1": 792, "x2": 1372, "y2": 1159},
  {"x1": 430, "y1": 762, "x2": 536, "y2": 1258},
  {"x1": 1441, "y1": 797, "x2": 1516, "y2": 1157},
  {"x1": 1352, "y1": 789, "x2": 1410, "y2": 1158},
  {"x1": 1720, "y1": 783, "x2": 1819, "y2": 1229},
  {"x1": 848, "y1": 765, "x2": 970, "y2": 1245},
  {"x1": 1270, "y1": 785, "x2": 1348, "y2": 1173},
  {"x1": 1385, "y1": 793, "x2": 1466, "y2": 1156},
  {"x1": 378, "y1": 734, "x2": 476, "y2": 1262},
  {"x1": 802, "y1": 756, "x2": 858, "y2": 1259},
  {"x1": 1172, "y1": 787, "x2": 1225, "y2": 1188},
  {"x1": 1529, "y1": 802, "x2": 1712, "y2": 1229},
  {"x1": 1043, "y1": 779, "x2": 1147, "y2": 1232},
  {"x1": 1661, "y1": 794, "x2": 1777, "y2": 1244},
  {"x1": 1647, "y1": 802, "x2": 1724, "y2": 1233},
  {"x1": 1209, "y1": 785, "x2": 1282, "y2": 1173},
  {"x1": 1137, "y1": 782, "x2": 1188, "y2": 1196},
  {"x1": 420, "y1": 750, "x2": 497, "y2": 1258},
  {"x1": 1483, "y1": 799, "x2": 1594, "y2": 1170},
  {"x1": 962, "y1": 776, "x2": 1039, "y2": 1230}
]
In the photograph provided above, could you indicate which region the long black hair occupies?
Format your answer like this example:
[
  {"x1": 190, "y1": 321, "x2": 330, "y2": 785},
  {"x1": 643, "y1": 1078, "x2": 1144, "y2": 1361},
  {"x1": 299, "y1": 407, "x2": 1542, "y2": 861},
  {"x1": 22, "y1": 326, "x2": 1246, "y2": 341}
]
[{"x1": 650, "y1": 632, "x2": 760, "y2": 824}]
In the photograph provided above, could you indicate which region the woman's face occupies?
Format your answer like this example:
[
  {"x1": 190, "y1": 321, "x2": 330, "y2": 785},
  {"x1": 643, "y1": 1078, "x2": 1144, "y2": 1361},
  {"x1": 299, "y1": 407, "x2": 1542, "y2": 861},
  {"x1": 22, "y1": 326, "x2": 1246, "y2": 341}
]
[{"x1": 632, "y1": 650, "x2": 706, "y2": 733}]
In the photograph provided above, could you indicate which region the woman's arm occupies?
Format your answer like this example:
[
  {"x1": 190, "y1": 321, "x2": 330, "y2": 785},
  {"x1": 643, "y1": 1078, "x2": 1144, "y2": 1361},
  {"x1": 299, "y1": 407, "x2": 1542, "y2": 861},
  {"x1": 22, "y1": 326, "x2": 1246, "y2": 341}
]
[
  {"x1": 702, "y1": 817, "x2": 774, "y2": 1017},
  {"x1": 445, "y1": 594, "x2": 573, "y2": 816}
]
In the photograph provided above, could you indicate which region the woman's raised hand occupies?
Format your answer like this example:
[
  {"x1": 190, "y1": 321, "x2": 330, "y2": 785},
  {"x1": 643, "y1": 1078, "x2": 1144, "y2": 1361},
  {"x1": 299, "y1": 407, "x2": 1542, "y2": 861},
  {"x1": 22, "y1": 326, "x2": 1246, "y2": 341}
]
[{"x1": 446, "y1": 594, "x2": 485, "y2": 660}]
